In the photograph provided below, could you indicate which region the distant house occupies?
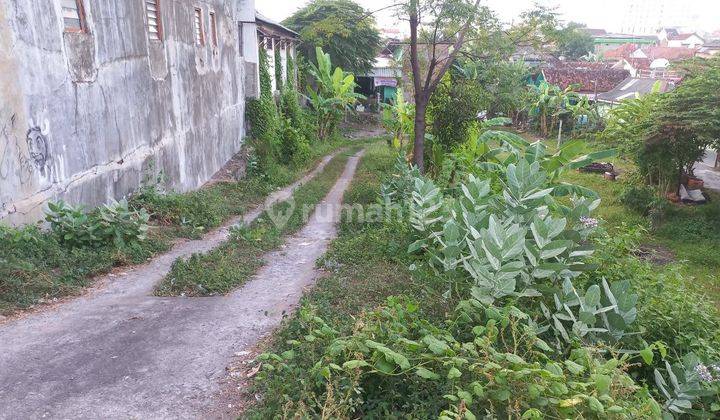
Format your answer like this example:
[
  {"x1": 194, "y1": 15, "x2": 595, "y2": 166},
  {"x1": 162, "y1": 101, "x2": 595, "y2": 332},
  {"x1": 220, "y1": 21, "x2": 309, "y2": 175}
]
[
  {"x1": 356, "y1": 56, "x2": 402, "y2": 105},
  {"x1": 697, "y1": 40, "x2": 720, "y2": 58},
  {"x1": 510, "y1": 46, "x2": 545, "y2": 68},
  {"x1": 658, "y1": 28, "x2": 705, "y2": 48},
  {"x1": 604, "y1": 43, "x2": 696, "y2": 78},
  {"x1": 256, "y1": 13, "x2": 299, "y2": 94},
  {"x1": 597, "y1": 77, "x2": 674, "y2": 105}
]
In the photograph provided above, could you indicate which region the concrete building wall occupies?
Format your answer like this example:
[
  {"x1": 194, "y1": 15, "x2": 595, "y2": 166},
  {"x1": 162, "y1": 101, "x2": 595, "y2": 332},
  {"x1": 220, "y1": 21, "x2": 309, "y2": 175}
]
[{"x1": 0, "y1": 0, "x2": 256, "y2": 225}]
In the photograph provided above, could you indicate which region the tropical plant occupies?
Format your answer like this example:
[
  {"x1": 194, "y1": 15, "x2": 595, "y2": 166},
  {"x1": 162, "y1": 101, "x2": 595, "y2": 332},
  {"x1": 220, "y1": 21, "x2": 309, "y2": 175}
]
[
  {"x1": 381, "y1": 88, "x2": 414, "y2": 149},
  {"x1": 306, "y1": 47, "x2": 364, "y2": 141},
  {"x1": 448, "y1": 129, "x2": 615, "y2": 196},
  {"x1": 528, "y1": 82, "x2": 579, "y2": 137}
]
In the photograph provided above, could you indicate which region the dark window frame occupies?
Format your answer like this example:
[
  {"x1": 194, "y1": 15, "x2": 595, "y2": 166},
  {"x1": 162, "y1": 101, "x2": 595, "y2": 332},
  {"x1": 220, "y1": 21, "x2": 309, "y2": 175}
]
[
  {"x1": 145, "y1": 0, "x2": 164, "y2": 42},
  {"x1": 194, "y1": 7, "x2": 205, "y2": 46},
  {"x1": 209, "y1": 11, "x2": 218, "y2": 48}
]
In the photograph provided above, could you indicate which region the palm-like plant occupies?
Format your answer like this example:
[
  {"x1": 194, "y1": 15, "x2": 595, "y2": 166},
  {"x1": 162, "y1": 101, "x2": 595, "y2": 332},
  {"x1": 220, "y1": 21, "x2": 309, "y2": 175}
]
[
  {"x1": 381, "y1": 88, "x2": 415, "y2": 149},
  {"x1": 306, "y1": 47, "x2": 364, "y2": 141},
  {"x1": 528, "y1": 82, "x2": 578, "y2": 137}
]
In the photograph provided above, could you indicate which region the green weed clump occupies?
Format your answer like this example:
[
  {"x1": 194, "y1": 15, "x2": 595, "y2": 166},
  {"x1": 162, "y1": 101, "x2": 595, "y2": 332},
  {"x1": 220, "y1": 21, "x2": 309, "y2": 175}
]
[{"x1": 156, "y1": 151, "x2": 354, "y2": 297}]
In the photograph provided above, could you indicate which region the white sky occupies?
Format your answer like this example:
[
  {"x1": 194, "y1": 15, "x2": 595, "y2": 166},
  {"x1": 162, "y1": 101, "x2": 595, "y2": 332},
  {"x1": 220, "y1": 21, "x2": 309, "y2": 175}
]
[{"x1": 257, "y1": 0, "x2": 720, "y2": 36}]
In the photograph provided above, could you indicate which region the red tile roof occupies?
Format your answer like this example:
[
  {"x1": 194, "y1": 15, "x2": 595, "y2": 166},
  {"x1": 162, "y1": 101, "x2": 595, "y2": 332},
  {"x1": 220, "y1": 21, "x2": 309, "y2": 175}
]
[
  {"x1": 542, "y1": 63, "x2": 630, "y2": 93},
  {"x1": 603, "y1": 43, "x2": 639, "y2": 60},
  {"x1": 641, "y1": 46, "x2": 698, "y2": 61}
]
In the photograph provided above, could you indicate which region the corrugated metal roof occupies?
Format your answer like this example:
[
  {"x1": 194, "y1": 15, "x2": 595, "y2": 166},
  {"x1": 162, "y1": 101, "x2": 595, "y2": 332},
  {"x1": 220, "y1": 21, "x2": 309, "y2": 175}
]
[
  {"x1": 597, "y1": 76, "x2": 674, "y2": 103},
  {"x1": 256, "y1": 12, "x2": 299, "y2": 38}
]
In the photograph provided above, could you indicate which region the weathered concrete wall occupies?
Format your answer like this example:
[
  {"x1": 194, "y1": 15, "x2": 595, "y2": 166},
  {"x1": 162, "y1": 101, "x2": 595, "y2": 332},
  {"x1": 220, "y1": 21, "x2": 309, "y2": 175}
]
[{"x1": 0, "y1": 0, "x2": 256, "y2": 225}]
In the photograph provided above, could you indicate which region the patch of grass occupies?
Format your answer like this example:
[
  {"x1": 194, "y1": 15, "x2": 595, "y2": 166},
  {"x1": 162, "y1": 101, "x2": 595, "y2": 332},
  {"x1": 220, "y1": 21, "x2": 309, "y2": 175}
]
[
  {"x1": 0, "y1": 226, "x2": 170, "y2": 315},
  {"x1": 155, "y1": 149, "x2": 361, "y2": 296}
]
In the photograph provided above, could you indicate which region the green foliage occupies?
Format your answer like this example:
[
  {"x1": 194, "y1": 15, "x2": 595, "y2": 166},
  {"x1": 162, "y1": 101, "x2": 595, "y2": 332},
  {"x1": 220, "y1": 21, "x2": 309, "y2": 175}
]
[
  {"x1": 381, "y1": 88, "x2": 414, "y2": 149},
  {"x1": 259, "y1": 136, "x2": 720, "y2": 417},
  {"x1": 428, "y1": 73, "x2": 485, "y2": 150},
  {"x1": 447, "y1": 129, "x2": 615, "y2": 197},
  {"x1": 1, "y1": 204, "x2": 166, "y2": 315},
  {"x1": 274, "y1": 46, "x2": 283, "y2": 92},
  {"x1": 257, "y1": 298, "x2": 660, "y2": 419},
  {"x1": 552, "y1": 23, "x2": 595, "y2": 60},
  {"x1": 278, "y1": 86, "x2": 312, "y2": 165},
  {"x1": 602, "y1": 57, "x2": 720, "y2": 190},
  {"x1": 467, "y1": 61, "x2": 530, "y2": 122},
  {"x1": 130, "y1": 185, "x2": 228, "y2": 235},
  {"x1": 246, "y1": 97, "x2": 279, "y2": 172},
  {"x1": 283, "y1": 0, "x2": 381, "y2": 75},
  {"x1": 259, "y1": 47, "x2": 273, "y2": 98},
  {"x1": 46, "y1": 200, "x2": 149, "y2": 249},
  {"x1": 306, "y1": 46, "x2": 363, "y2": 141},
  {"x1": 527, "y1": 82, "x2": 580, "y2": 137},
  {"x1": 619, "y1": 184, "x2": 663, "y2": 217},
  {"x1": 247, "y1": 47, "x2": 283, "y2": 173}
]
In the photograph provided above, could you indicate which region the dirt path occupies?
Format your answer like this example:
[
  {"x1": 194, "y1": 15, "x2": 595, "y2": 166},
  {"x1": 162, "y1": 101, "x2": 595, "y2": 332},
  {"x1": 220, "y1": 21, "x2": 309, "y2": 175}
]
[{"x1": 0, "y1": 150, "x2": 364, "y2": 419}]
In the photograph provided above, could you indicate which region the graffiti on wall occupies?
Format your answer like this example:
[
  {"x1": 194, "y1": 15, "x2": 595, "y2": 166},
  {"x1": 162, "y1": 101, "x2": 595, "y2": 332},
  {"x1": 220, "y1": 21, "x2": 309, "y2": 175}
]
[{"x1": 0, "y1": 114, "x2": 52, "y2": 184}]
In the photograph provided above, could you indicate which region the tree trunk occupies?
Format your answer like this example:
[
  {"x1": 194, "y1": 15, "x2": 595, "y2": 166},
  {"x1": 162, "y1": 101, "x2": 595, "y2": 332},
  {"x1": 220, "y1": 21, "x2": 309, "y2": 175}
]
[{"x1": 413, "y1": 98, "x2": 427, "y2": 172}]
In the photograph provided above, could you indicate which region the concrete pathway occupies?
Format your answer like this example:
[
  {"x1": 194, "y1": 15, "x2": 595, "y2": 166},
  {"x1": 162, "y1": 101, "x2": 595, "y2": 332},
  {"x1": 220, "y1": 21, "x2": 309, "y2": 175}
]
[
  {"x1": 695, "y1": 149, "x2": 720, "y2": 191},
  {"x1": 0, "y1": 149, "x2": 364, "y2": 419}
]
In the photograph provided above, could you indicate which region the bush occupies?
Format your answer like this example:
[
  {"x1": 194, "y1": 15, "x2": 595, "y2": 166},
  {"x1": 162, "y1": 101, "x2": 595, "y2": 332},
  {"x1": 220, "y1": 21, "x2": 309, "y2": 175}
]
[
  {"x1": 257, "y1": 297, "x2": 662, "y2": 419},
  {"x1": 45, "y1": 200, "x2": 149, "y2": 248}
]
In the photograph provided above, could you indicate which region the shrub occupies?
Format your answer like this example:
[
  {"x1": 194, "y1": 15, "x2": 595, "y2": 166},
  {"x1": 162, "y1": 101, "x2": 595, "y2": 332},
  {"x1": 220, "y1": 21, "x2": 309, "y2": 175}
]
[
  {"x1": 257, "y1": 298, "x2": 662, "y2": 418},
  {"x1": 45, "y1": 200, "x2": 149, "y2": 248}
]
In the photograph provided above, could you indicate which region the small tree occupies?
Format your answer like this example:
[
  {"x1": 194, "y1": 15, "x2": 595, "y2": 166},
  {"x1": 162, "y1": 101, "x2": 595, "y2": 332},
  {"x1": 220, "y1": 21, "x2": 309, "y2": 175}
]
[
  {"x1": 643, "y1": 58, "x2": 720, "y2": 193},
  {"x1": 552, "y1": 22, "x2": 595, "y2": 60},
  {"x1": 401, "y1": 0, "x2": 483, "y2": 172}
]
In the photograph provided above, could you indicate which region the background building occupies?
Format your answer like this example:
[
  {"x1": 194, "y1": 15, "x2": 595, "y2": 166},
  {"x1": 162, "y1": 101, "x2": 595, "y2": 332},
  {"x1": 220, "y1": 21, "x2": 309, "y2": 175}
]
[{"x1": 0, "y1": 0, "x2": 285, "y2": 225}]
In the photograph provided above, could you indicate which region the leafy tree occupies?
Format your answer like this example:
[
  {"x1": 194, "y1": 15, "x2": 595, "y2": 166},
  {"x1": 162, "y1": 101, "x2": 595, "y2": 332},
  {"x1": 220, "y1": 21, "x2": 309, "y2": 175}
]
[
  {"x1": 644, "y1": 57, "x2": 720, "y2": 192},
  {"x1": 428, "y1": 72, "x2": 484, "y2": 150},
  {"x1": 552, "y1": 22, "x2": 595, "y2": 60},
  {"x1": 399, "y1": 0, "x2": 483, "y2": 173},
  {"x1": 283, "y1": 0, "x2": 381, "y2": 75}
]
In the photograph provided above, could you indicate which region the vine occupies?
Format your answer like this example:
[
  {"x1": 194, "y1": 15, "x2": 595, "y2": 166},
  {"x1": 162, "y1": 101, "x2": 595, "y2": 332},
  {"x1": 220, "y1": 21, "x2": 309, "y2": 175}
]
[{"x1": 274, "y1": 44, "x2": 284, "y2": 92}]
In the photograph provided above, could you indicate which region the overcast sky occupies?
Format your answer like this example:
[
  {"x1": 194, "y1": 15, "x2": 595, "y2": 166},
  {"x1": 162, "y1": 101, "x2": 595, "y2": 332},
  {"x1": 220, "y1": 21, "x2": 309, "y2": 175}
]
[{"x1": 258, "y1": 0, "x2": 720, "y2": 36}]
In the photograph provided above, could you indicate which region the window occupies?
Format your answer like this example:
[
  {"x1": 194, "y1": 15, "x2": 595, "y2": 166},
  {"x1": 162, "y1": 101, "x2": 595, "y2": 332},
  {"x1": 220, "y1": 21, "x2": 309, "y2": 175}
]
[
  {"x1": 145, "y1": 0, "x2": 163, "y2": 41},
  {"x1": 194, "y1": 8, "x2": 204, "y2": 46},
  {"x1": 61, "y1": 0, "x2": 86, "y2": 32},
  {"x1": 209, "y1": 12, "x2": 218, "y2": 47}
]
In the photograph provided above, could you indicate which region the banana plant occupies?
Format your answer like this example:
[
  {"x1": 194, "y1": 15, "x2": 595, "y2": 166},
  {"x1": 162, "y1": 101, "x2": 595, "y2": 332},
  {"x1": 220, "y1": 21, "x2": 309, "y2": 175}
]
[
  {"x1": 381, "y1": 88, "x2": 414, "y2": 149},
  {"x1": 306, "y1": 47, "x2": 364, "y2": 141}
]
